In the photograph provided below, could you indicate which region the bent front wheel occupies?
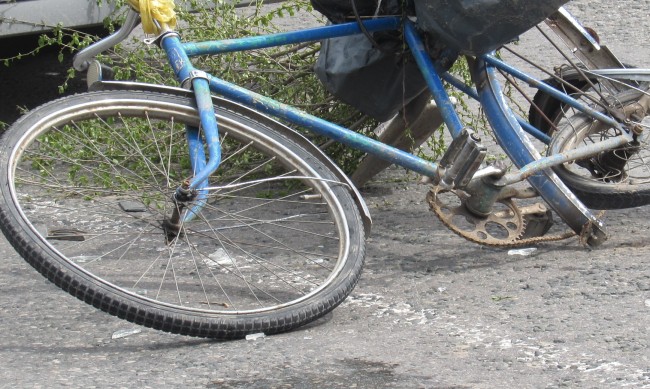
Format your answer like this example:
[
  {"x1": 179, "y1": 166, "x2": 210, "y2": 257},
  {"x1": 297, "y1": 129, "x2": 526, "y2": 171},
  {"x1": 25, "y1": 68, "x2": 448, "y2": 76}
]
[{"x1": 0, "y1": 90, "x2": 366, "y2": 338}]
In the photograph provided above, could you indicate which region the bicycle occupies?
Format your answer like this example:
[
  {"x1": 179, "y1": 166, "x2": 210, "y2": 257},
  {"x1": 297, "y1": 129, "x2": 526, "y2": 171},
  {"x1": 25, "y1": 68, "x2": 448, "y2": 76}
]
[{"x1": 0, "y1": 0, "x2": 647, "y2": 339}]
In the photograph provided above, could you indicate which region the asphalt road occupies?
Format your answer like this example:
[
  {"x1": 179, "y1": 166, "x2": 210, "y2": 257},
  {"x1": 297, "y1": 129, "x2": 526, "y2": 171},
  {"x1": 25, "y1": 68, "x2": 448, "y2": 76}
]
[{"x1": 0, "y1": 1, "x2": 649, "y2": 388}]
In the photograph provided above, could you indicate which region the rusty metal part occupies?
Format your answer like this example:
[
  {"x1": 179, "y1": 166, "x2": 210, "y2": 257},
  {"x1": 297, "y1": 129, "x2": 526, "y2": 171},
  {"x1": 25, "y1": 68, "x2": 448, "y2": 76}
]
[
  {"x1": 518, "y1": 204, "x2": 554, "y2": 239},
  {"x1": 624, "y1": 93, "x2": 650, "y2": 135},
  {"x1": 428, "y1": 187, "x2": 526, "y2": 246},
  {"x1": 428, "y1": 187, "x2": 576, "y2": 247}
]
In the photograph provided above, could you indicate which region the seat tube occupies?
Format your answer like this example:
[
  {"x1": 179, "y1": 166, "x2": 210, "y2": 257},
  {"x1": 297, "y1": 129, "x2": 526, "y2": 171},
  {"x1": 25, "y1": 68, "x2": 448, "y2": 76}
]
[{"x1": 403, "y1": 20, "x2": 464, "y2": 139}]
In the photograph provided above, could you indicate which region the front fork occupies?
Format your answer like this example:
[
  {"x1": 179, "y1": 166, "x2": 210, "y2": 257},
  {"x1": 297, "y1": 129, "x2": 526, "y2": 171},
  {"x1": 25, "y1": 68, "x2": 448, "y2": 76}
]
[{"x1": 160, "y1": 33, "x2": 223, "y2": 228}]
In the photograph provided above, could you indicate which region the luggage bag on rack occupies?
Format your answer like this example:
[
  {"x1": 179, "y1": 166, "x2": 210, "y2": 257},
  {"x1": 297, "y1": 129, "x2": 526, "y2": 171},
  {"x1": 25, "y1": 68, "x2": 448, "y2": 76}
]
[
  {"x1": 311, "y1": 0, "x2": 405, "y2": 23},
  {"x1": 314, "y1": 32, "x2": 428, "y2": 122},
  {"x1": 312, "y1": 0, "x2": 569, "y2": 120},
  {"x1": 312, "y1": 0, "x2": 425, "y2": 122},
  {"x1": 414, "y1": 0, "x2": 570, "y2": 55}
]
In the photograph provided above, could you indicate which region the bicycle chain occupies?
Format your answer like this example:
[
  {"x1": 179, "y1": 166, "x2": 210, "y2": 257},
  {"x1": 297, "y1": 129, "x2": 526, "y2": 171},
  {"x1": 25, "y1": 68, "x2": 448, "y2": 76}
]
[{"x1": 427, "y1": 187, "x2": 577, "y2": 248}]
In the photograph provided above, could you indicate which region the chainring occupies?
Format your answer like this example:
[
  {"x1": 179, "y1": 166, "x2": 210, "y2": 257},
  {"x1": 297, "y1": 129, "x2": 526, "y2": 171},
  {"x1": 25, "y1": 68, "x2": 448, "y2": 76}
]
[
  {"x1": 427, "y1": 187, "x2": 526, "y2": 246},
  {"x1": 427, "y1": 186, "x2": 576, "y2": 247}
]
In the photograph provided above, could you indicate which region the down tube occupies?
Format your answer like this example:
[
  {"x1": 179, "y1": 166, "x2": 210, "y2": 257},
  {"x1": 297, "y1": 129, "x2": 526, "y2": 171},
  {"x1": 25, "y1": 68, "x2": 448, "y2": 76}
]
[
  {"x1": 475, "y1": 57, "x2": 606, "y2": 245},
  {"x1": 205, "y1": 76, "x2": 440, "y2": 178}
]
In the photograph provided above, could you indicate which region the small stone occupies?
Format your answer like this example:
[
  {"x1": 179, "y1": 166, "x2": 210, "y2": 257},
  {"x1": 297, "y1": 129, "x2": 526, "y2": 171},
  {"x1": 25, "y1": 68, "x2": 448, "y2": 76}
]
[
  {"x1": 508, "y1": 248, "x2": 537, "y2": 256},
  {"x1": 112, "y1": 327, "x2": 142, "y2": 339},
  {"x1": 245, "y1": 332, "x2": 266, "y2": 341}
]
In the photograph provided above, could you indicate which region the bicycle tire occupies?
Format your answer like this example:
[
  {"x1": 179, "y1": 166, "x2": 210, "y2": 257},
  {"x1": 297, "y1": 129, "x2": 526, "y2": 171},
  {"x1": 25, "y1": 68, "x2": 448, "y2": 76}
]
[
  {"x1": 0, "y1": 90, "x2": 366, "y2": 339},
  {"x1": 528, "y1": 65, "x2": 645, "y2": 136},
  {"x1": 548, "y1": 88, "x2": 650, "y2": 209},
  {"x1": 498, "y1": 52, "x2": 650, "y2": 209},
  {"x1": 528, "y1": 66, "x2": 596, "y2": 135}
]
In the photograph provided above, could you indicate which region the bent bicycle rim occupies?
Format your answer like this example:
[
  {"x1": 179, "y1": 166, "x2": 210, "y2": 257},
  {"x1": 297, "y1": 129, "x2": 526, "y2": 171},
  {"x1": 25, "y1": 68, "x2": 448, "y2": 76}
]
[{"x1": 0, "y1": 90, "x2": 366, "y2": 338}]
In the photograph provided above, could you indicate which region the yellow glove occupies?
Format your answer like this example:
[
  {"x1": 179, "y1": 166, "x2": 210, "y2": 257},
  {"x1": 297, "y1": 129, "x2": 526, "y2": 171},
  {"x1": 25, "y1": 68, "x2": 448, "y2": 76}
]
[{"x1": 128, "y1": 0, "x2": 177, "y2": 34}]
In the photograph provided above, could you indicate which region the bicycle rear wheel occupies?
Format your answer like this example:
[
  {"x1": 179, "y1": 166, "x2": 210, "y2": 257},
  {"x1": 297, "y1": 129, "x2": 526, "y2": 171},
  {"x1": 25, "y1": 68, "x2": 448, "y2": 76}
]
[
  {"x1": 496, "y1": 22, "x2": 650, "y2": 209},
  {"x1": 547, "y1": 87, "x2": 650, "y2": 209},
  {"x1": 0, "y1": 90, "x2": 366, "y2": 338}
]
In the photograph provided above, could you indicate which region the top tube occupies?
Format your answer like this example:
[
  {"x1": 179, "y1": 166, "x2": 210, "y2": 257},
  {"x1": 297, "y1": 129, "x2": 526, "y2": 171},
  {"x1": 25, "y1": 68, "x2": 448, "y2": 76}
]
[{"x1": 182, "y1": 17, "x2": 402, "y2": 56}]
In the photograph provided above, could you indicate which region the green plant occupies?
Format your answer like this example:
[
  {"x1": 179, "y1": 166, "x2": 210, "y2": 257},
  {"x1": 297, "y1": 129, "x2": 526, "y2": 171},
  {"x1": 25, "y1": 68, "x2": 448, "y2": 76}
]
[
  {"x1": 3, "y1": 0, "x2": 500, "y2": 180},
  {"x1": 2, "y1": 0, "x2": 378, "y2": 173}
]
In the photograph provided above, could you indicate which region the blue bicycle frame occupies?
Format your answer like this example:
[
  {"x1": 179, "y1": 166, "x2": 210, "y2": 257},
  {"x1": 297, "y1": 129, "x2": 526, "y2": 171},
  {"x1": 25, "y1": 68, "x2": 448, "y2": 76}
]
[{"x1": 152, "y1": 15, "x2": 629, "y2": 239}]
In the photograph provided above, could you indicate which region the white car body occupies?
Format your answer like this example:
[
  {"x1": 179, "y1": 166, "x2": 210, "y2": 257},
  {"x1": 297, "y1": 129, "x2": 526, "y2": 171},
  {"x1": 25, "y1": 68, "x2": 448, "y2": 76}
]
[{"x1": 0, "y1": 0, "x2": 117, "y2": 38}]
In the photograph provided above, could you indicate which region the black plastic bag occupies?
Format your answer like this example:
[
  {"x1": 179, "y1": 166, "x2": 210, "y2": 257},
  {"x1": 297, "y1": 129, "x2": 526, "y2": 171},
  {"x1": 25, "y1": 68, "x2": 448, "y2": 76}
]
[
  {"x1": 314, "y1": 33, "x2": 428, "y2": 122},
  {"x1": 415, "y1": 0, "x2": 569, "y2": 55}
]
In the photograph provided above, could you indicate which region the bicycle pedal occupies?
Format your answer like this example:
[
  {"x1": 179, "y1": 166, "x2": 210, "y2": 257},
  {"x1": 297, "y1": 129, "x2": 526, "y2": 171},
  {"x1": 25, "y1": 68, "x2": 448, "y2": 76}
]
[{"x1": 438, "y1": 128, "x2": 486, "y2": 189}]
